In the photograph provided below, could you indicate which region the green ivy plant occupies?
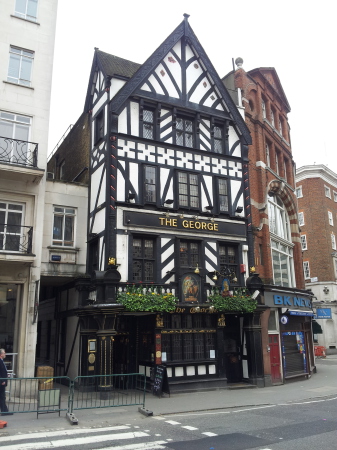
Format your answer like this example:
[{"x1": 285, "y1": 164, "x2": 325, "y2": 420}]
[
  {"x1": 117, "y1": 284, "x2": 178, "y2": 312},
  {"x1": 208, "y1": 287, "x2": 257, "y2": 313}
]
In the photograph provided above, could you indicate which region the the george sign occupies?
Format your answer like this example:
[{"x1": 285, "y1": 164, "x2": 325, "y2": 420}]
[
  {"x1": 152, "y1": 365, "x2": 170, "y2": 398},
  {"x1": 123, "y1": 211, "x2": 246, "y2": 237},
  {"x1": 316, "y1": 308, "x2": 332, "y2": 319}
]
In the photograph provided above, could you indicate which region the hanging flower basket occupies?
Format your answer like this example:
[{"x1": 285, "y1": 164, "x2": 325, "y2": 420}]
[
  {"x1": 208, "y1": 287, "x2": 257, "y2": 313},
  {"x1": 117, "y1": 285, "x2": 178, "y2": 312}
]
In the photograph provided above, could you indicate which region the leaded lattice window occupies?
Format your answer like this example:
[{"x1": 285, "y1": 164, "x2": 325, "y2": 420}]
[
  {"x1": 144, "y1": 165, "x2": 156, "y2": 202},
  {"x1": 143, "y1": 109, "x2": 154, "y2": 139},
  {"x1": 132, "y1": 237, "x2": 155, "y2": 282},
  {"x1": 179, "y1": 241, "x2": 199, "y2": 268},
  {"x1": 213, "y1": 126, "x2": 223, "y2": 153},
  {"x1": 218, "y1": 178, "x2": 228, "y2": 212},
  {"x1": 178, "y1": 172, "x2": 199, "y2": 208},
  {"x1": 176, "y1": 117, "x2": 193, "y2": 148}
]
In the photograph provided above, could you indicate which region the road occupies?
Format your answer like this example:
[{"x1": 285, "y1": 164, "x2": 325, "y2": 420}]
[{"x1": 1, "y1": 395, "x2": 336, "y2": 449}]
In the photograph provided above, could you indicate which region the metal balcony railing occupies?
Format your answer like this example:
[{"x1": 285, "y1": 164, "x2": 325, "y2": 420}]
[
  {"x1": 0, "y1": 224, "x2": 33, "y2": 254},
  {"x1": 0, "y1": 136, "x2": 38, "y2": 167}
]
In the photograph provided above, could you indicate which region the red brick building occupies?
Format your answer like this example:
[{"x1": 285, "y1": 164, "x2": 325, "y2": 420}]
[
  {"x1": 295, "y1": 165, "x2": 337, "y2": 351},
  {"x1": 224, "y1": 59, "x2": 314, "y2": 386}
]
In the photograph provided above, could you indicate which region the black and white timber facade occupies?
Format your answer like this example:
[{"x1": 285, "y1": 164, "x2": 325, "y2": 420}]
[{"x1": 79, "y1": 16, "x2": 264, "y2": 390}]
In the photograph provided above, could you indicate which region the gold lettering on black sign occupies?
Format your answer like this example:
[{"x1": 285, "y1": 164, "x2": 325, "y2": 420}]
[{"x1": 159, "y1": 217, "x2": 218, "y2": 231}]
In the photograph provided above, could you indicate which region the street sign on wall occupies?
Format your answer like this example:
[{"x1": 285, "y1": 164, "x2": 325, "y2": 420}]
[{"x1": 316, "y1": 308, "x2": 332, "y2": 319}]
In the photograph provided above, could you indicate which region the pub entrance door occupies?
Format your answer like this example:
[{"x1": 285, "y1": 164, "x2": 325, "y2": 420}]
[{"x1": 269, "y1": 334, "x2": 281, "y2": 384}]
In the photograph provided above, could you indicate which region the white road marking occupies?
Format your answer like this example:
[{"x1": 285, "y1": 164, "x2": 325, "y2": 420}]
[
  {"x1": 96, "y1": 441, "x2": 168, "y2": 450},
  {"x1": 0, "y1": 425, "x2": 131, "y2": 443},
  {"x1": 181, "y1": 425, "x2": 198, "y2": 430},
  {"x1": 0, "y1": 431, "x2": 150, "y2": 450},
  {"x1": 152, "y1": 416, "x2": 166, "y2": 420},
  {"x1": 202, "y1": 432, "x2": 218, "y2": 436},
  {"x1": 165, "y1": 420, "x2": 181, "y2": 425}
]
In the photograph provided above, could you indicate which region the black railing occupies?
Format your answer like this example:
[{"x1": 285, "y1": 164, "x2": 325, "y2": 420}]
[
  {"x1": 0, "y1": 224, "x2": 33, "y2": 254},
  {"x1": 0, "y1": 136, "x2": 38, "y2": 167}
]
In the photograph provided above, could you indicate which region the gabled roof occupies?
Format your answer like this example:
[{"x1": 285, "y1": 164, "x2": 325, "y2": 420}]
[
  {"x1": 96, "y1": 51, "x2": 141, "y2": 79},
  {"x1": 84, "y1": 16, "x2": 251, "y2": 145},
  {"x1": 248, "y1": 67, "x2": 291, "y2": 112}
]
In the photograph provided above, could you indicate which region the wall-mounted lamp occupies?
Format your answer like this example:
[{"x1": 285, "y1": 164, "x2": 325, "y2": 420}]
[
  {"x1": 204, "y1": 205, "x2": 213, "y2": 212},
  {"x1": 194, "y1": 264, "x2": 200, "y2": 274},
  {"x1": 127, "y1": 193, "x2": 136, "y2": 203},
  {"x1": 323, "y1": 286, "x2": 329, "y2": 294},
  {"x1": 235, "y1": 206, "x2": 243, "y2": 214},
  {"x1": 164, "y1": 199, "x2": 174, "y2": 205}
]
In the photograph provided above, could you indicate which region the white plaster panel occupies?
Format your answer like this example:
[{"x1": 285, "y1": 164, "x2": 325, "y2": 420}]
[
  {"x1": 228, "y1": 126, "x2": 239, "y2": 150},
  {"x1": 199, "y1": 135, "x2": 210, "y2": 151},
  {"x1": 92, "y1": 93, "x2": 107, "y2": 117},
  {"x1": 146, "y1": 74, "x2": 165, "y2": 95},
  {"x1": 208, "y1": 365, "x2": 216, "y2": 374},
  {"x1": 129, "y1": 163, "x2": 139, "y2": 193},
  {"x1": 228, "y1": 161, "x2": 242, "y2": 178},
  {"x1": 140, "y1": 82, "x2": 151, "y2": 92},
  {"x1": 199, "y1": 121, "x2": 210, "y2": 136},
  {"x1": 110, "y1": 78, "x2": 126, "y2": 99},
  {"x1": 116, "y1": 232, "x2": 128, "y2": 282},
  {"x1": 186, "y1": 366, "x2": 195, "y2": 376},
  {"x1": 161, "y1": 241, "x2": 174, "y2": 266},
  {"x1": 185, "y1": 44, "x2": 195, "y2": 61},
  {"x1": 230, "y1": 180, "x2": 242, "y2": 207},
  {"x1": 160, "y1": 110, "x2": 172, "y2": 127},
  {"x1": 200, "y1": 182, "x2": 208, "y2": 210},
  {"x1": 130, "y1": 102, "x2": 139, "y2": 137},
  {"x1": 203, "y1": 91, "x2": 218, "y2": 108},
  {"x1": 157, "y1": 147, "x2": 171, "y2": 165},
  {"x1": 160, "y1": 168, "x2": 172, "y2": 199},
  {"x1": 92, "y1": 209, "x2": 105, "y2": 235},
  {"x1": 117, "y1": 166, "x2": 126, "y2": 202},
  {"x1": 186, "y1": 61, "x2": 203, "y2": 92},
  {"x1": 164, "y1": 51, "x2": 182, "y2": 91},
  {"x1": 189, "y1": 77, "x2": 209, "y2": 104},
  {"x1": 203, "y1": 175, "x2": 213, "y2": 204},
  {"x1": 172, "y1": 41, "x2": 181, "y2": 59},
  {"x1": 90, "y1": 166, "x2": 104, "y2": 211},
  {"x1": 147, "y1": 144, "x2": 156, "y2": 162},
  {"x1": 216, "y1": 103, "x2": 225, "y2": 111},
  {"x1": 167, "y1": 367, "x2": 172, "y2": 377},
  {"x1": 118, "y1": 107, "x2": 127, "y2": 134},
  {"x1": 232, "y1": 142, "x2": 241, "y2": 158},
  {"x1": 99, "y1": 236, "x2": 105, "y2": 271},
  {"x1": 155, "y1": 64, "x2": 179, "y2": 98},
  {"x1": 175, "y1": 367, "x2": 184, "y2": 377}
]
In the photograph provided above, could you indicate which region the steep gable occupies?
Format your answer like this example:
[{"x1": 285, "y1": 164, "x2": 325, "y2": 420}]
[
  {"x1": 109, "y1": 15, "x2": 251, "y2": 145},
  {"x1": 248, "y1": 67, "x2": 290, "y2": 112}
]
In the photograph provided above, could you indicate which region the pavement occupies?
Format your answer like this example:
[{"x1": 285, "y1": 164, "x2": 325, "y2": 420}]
[{"x1": 1, "y1": 355, "x2": 336, "y2": 435}]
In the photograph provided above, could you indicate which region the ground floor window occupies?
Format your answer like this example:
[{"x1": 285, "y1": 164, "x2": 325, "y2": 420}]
[{"x1": 161, "y1": 332, "x2": 216, "y2": 362}]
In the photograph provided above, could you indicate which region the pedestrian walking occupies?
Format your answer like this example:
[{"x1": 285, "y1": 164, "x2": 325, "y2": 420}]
[{"x1": 0, "y1": 348, "x2": 13, "y2": 415}]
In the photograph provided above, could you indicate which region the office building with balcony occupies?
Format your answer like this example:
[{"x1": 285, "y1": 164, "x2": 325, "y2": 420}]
[{"x1": 0, "y1": 0, "x2": 58, "y2": 376}]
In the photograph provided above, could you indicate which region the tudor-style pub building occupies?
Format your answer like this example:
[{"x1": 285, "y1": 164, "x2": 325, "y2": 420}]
[{"x1": 46, "y1": 16, "x2": 265, "y2": 391}]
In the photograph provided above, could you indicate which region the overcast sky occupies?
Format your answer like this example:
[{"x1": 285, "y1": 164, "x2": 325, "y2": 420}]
[{"x1": 48, "y1": 0, "x2": 336, "y2": 174}]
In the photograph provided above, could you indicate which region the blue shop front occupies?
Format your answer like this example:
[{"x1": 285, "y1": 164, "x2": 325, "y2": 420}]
[{"x1": 263, "y1": 287, "x2": 315, "y2": 382}]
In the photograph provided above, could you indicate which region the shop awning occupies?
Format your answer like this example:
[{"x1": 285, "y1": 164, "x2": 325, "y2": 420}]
[
  {"x1": 312, "y1": 320, "x2": 323, "y2": 334},
  {"x1": 287, "y1": 309, "x2": 314, "y2": 316}
]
